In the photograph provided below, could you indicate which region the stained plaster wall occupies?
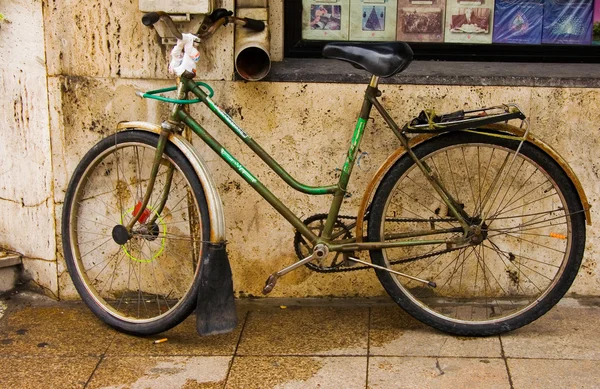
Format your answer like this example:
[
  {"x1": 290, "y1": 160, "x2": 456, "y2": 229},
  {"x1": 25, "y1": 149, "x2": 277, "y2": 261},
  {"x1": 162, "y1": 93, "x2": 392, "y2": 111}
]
[
  {"x1": 0, "y1": 0, "x2": 57, "y2": 294},
  {"x1": 1, "y1": 0, "x2": 599, "y2": 298}
]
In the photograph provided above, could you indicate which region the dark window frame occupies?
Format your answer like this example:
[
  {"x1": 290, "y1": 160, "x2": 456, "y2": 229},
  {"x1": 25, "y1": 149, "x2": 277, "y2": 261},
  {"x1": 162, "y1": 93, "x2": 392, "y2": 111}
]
[{"x1": 284, "y1": 0, "x2": 600, "y2": 63}]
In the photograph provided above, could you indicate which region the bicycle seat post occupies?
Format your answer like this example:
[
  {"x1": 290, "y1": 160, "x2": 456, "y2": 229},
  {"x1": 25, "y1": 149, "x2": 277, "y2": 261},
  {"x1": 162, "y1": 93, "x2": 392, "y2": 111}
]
[{"x1": 370, "y1": 75, "x2": 380, "y2": 89}]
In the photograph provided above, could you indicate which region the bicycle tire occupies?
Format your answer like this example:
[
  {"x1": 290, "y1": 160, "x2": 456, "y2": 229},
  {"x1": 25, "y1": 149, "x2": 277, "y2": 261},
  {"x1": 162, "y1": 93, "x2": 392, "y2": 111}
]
[
  {"x1": 62, "y1": 130, "x2": 211, "y2": 335},
  {"x1": 367, "y1": 131, "x2": 586, "y2": 336}
]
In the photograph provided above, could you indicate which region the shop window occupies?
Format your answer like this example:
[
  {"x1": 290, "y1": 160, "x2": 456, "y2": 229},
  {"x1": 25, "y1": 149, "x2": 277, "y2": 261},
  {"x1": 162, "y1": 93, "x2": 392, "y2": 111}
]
[{"x1": 284, "y1": 0, "x2": 600, "y2": 62}]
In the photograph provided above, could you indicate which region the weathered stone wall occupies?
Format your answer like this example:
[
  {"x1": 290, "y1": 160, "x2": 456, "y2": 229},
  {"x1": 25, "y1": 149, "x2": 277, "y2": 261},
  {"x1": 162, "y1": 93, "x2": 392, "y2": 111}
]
[
  {"x1": 0, "y1": 0, "x2": 57, "y2": 294},
  {"x1": 1, "y1": 0, "x2": 598, "y2": 298}
]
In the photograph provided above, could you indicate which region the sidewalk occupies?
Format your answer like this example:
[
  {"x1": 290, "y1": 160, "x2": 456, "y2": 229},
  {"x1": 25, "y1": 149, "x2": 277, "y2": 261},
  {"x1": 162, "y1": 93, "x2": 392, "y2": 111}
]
[{"x1": 1, "y1": 289, "x2": 599, "y2": 389}]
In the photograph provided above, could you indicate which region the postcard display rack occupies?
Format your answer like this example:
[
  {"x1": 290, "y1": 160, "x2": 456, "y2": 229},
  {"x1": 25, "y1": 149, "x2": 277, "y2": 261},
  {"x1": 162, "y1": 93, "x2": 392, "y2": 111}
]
[
  {"x1": 301, "y1": 0, "x2": 599, "y2": 45},
  {"x1": 445, "y1": 0, "x2": 495, "y2": 43},
  {"x1": 397, "y1": 0, "x2": 446, "y2": 42}
]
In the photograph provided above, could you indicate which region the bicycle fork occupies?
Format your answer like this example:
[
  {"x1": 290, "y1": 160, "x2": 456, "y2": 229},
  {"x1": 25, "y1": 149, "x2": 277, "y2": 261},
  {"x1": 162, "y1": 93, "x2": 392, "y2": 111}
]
[{"x1": 117, "y1": 128, "x2": 175, "y2": 240}]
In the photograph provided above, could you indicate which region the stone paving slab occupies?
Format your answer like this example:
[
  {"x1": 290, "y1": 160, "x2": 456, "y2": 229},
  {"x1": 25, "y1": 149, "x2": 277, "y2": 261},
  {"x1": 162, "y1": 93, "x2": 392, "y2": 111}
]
[
  {"x1": 87, "y1": 356, "x2": 231, "y2": 389},
  {"x1": 105, "y1": 309, "x2": 248, "y2": 357},
  {"x1": 508, "y1": 358, "x2": 600, "y2": 389},
  {"x1": 225, "y1": 356, "x2": 367, "y2": 389},
  {"x1": 236, "y1": 306, "x2": 369, "y2": 356},
  {"x1": 0, "y1": 355, "x2": 100, "y2": 389},
  {"x1": 368, "y1": 357, "x2": 510, "y2": 389},
  {"x1": 370, "y1": 307, "x2": 502, "y2": 358},
  {"x1": 2, "y1": 292, "x2": 600, "y2": 388},
  {"x1": 501, "y1": 304, "x2": 600, "y2": 360},
  {"x1": 0, "y1": 304, "x2": 114, "y2": 357}
]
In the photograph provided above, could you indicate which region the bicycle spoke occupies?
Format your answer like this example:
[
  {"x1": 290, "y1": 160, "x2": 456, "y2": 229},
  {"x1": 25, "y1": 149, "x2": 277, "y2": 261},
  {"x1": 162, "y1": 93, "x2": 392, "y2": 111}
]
[
  {"x1": 80, "y1": 237, "x2": 115, "y2": 259},
  {"x1": 77, "y1": 205, "x2": 119, "y2": 226},
  {"x1": 491, "y1": 191, "x2": 558, "y2": 221},
  {"x1": 497, "y1": 231, "x2": 566, "y2": 254},
  {"x1": 461, "y1": 147, "x2": 478, "y2": 212},
  {"x1": 485, "y1": 158, "x2": 526, "y2": 221},
  {"x1": 491, "y1": 181, "x2": 552, "y2": 220},
  {"x1": 486, "y1": 240, "x2": 545, "y2": 294},
  {"x1": 488, "y1": 169, "x2": 544, "y2": 220},
  {"x1": 432, "y1": 247, "x2": 474, "y2": 294},
  {"x1": 99, "y1": 250, "x2": 126, "y2": 297},
  {"x1": 476, "y1": 147, "x2": 496, "y2": 216},
  {"x1": 445, "y1": 150, "x2": 461, "y2": 204},
  {"x1": 479, "y1": 151, "x2": 511, "y2": 218}
]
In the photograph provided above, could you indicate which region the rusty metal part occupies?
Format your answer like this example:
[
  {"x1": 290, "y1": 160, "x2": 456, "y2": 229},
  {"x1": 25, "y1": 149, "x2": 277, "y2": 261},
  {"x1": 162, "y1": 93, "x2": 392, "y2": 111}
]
[
  {"x1": 355, "y1": 123, "x2": 591, "y2": 242},
  {"x1": 116, "y1": 121, "x2": 226, "y2": 243},
  {"x1": 197, "y1": 16, "x2": 228, "y2": 39}
]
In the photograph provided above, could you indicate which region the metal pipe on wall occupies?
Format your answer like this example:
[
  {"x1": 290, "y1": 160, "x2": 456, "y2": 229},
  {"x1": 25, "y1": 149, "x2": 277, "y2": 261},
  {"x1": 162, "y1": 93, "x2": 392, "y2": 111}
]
[{"x1": 235, "y1": 1, "x2": 271, "y2": 81}]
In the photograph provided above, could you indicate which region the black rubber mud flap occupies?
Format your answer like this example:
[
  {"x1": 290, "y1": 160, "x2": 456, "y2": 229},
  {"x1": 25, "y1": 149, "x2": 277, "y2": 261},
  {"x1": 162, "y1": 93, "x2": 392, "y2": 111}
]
[{"x1": 196, "y1": 241, "x2": 238, "y2": 336}]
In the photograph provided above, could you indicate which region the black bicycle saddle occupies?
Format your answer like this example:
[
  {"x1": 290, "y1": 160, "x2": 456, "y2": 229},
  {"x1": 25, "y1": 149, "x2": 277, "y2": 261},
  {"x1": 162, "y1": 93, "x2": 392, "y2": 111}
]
[{"x1": 322, "y1": 42, "x2": 413, "y2": 78}]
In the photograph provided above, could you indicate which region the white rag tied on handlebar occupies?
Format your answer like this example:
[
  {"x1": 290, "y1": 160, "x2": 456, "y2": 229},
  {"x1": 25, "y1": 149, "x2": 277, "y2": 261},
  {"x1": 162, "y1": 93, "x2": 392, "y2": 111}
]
[{"x1": 169, "y1": 33, "x2": 200, "y2": 76}]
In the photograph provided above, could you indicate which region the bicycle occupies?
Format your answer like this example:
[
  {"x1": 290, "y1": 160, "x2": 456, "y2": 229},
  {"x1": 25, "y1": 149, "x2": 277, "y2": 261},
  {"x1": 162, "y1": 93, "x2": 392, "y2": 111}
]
[{"x1": 62, "y1": 8, "x2": 591, "y2": 338}]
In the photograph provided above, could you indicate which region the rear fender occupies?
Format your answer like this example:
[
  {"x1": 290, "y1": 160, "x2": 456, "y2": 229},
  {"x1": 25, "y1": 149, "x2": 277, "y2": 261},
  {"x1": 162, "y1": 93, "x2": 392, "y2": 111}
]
[{"x1": 355, "y1": 123, "x2": 591, "y2": 242}]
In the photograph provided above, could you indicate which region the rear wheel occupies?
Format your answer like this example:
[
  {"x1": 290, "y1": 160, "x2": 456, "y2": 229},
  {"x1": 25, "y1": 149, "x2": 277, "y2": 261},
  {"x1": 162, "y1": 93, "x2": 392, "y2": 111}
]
[
  {"x1": 367, "y1": 131, "x2": 586, "y2": 335},
  {"x1": 62, "y1": 130, "x2": 210, "y2": 335}
]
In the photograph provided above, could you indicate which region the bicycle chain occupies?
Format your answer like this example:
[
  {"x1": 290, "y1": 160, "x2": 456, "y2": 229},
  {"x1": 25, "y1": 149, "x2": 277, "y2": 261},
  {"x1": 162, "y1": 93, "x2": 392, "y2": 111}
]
[{"x1": 294, "y1": 213, "x2": 462, "y2": 273}]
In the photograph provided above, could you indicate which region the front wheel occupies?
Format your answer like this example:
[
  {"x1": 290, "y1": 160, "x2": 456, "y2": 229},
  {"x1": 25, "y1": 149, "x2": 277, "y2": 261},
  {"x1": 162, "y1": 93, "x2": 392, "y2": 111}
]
[
  {"x1": 62, "y1": 130, "x2": 211, "y2": 335},
  {"x1": 367, "y1": 131, "x2": 586, "y2": 336}
]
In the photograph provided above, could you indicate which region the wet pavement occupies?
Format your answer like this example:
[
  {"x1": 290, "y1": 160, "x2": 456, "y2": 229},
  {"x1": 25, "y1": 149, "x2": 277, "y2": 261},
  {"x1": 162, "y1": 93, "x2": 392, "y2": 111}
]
[{"x1": 1, "y1": 289, "x2": 600, "y2": 389}]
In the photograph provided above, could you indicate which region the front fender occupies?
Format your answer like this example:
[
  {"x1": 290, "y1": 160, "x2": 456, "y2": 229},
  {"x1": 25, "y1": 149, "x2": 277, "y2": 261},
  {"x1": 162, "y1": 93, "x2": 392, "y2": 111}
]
[
  {"x1": 116, "y1": 121, "x2": 226, "y2": 243},
  {"x1": 355, "y1": 123, "x2": 591, "y2": 242}
]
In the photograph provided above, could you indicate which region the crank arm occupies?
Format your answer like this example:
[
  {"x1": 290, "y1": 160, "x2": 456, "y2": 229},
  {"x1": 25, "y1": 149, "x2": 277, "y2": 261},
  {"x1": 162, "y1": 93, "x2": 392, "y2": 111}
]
[
  {"x1": 346, "y1": 256, "x2": 436, "y2": 288},
  {"x1": 263, "y1": 244, "x2": 328, "y2": 294}
]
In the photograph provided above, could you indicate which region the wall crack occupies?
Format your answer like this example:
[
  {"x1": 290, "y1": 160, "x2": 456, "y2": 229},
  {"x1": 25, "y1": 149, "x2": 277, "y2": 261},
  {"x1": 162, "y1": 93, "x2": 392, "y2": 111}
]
[{"x1": 0, "y1": 195, "x2": 51, "y2": 208}]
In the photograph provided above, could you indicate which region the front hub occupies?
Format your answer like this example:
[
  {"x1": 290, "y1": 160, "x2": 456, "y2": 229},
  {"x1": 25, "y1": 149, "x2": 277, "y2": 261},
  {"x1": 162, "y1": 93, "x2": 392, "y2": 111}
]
[
  {"x1": 112, "y1": 224, "x2": 130, "y2": 245},
  {"x1": 114, "y1": 204, "x2": 167, "y2": 263}
]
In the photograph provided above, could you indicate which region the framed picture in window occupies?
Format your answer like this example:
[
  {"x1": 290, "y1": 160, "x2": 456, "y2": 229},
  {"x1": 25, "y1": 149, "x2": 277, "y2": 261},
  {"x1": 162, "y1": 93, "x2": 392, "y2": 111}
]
[
  {"x1": 349, "y1": 0, "x2": 397, "y2": 41},
  {"x1": 302, "y1": 0, "x2": 351, "y2": 40},
  {"x1": 493, "y1": 0, "x2": 543, "y2": 44},
  {"x1": 445, "y1": 0, "x2": 495, "y2": 43},
  {"x1": 397, "y1": 0, "x2": 445, "y2": 42},
  {"x1": 542, "y1": 0, "x2": 593, "y2": 45}
]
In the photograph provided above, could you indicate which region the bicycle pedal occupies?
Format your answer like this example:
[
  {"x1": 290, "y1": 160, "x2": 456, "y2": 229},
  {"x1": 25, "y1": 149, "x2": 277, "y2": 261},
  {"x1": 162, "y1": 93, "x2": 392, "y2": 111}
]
[{"x1": 262, "y1": 274, "x2": 278, "y2": 295}]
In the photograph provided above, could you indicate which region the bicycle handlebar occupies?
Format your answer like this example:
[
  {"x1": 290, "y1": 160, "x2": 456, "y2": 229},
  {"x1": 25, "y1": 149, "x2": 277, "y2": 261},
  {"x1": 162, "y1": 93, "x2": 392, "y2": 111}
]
[
  {"x1": 141, "y1": 12, "x2": 160, "y2": 26},
  {"x1": 141, "y1": 9, "x2": 265, "y2": 41},
  {"x1": 142, "y1": 11, "x2": 183, "y2": 40}
]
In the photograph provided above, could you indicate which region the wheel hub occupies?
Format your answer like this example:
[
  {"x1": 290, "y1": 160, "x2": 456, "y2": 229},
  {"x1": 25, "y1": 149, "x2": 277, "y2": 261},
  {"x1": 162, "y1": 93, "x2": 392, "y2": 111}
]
[
  {"x1": 468, "y1": 219, "x2": 488, "y2": 245},
  {"x1": 133, "y1": 222, "x2": 161, "y2": 241},
  {"x1": 112, "y1": 224, "x2": 130, "y2": 245}
]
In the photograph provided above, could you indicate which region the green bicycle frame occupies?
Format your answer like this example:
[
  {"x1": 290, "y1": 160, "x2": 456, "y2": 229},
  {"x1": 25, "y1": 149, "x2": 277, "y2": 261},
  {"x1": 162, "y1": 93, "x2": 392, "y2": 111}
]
[{"x1": 142, "y1": 75, "x2": 471, "y2": 252}]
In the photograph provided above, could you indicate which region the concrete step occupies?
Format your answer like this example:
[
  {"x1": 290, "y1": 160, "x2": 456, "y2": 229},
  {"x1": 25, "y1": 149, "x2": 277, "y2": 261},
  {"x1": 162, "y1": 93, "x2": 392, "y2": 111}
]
[
  {"x1": 0, "y1": 253, "x2": 21, "y2": 268},
  {"x1": 0, "y1": 251, "x2": 22, "y2": 293}
]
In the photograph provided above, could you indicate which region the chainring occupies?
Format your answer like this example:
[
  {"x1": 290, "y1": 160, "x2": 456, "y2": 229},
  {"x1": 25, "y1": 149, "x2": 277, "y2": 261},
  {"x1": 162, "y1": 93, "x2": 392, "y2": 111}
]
[{"x1": 293, "y1": 213, "x2": 355, "y2": 272}]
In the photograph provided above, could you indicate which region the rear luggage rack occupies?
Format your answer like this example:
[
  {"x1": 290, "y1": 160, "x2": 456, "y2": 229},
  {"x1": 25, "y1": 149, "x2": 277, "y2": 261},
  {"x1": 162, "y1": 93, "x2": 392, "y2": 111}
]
[{"x1": 405, "y1": 104, "x2": 527, "y2": 134}]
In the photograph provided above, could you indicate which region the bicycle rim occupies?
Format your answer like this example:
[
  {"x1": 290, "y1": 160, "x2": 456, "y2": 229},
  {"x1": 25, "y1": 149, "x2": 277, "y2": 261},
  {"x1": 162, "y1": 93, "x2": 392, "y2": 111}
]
[
  {"x1": 67, "y1": 138, "x2": 204, "y2": 325},
  {"x1": 372, "y1": 133, "x2": 583, "y2": 330}
]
